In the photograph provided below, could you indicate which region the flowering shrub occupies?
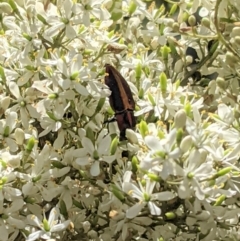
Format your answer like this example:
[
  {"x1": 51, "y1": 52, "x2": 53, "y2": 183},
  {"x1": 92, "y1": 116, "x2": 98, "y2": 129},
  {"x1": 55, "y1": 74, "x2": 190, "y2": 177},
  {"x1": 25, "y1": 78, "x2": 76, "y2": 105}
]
[{"x1": 0, "y1": 0, "x2": 240, "y2": 240}]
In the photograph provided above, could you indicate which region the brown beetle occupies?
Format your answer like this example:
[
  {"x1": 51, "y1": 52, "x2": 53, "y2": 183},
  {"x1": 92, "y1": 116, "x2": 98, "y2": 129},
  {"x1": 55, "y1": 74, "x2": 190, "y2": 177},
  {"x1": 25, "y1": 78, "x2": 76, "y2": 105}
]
[{"x1": 105, "y1": 64, "x2": 136, "y2": 139}]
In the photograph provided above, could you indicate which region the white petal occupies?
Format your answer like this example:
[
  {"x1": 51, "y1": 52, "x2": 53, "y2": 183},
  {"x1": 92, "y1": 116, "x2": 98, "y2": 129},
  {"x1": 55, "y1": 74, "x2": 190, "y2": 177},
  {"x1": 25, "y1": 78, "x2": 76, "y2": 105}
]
[
  {"x1": 51, "y1": 220, "x2": 71, "y2": 232},
  {"x1": 7, "y1": 216, "x2": 25, "y2": 229},
  {"x1": 72, "y1": 148, "x2": 88, "y2": 157},
  {"x1": 0, "y1": 225, "x2": 8, "y2": 241},
  {"x1": 178, "y1": 179, "x2": 191, "y2": 199},
  {"x1": 90, "y1": 161, "x2": 100, "y2": 176},
  {"x1": 63, "y1": 0, "x2": 73, "y2": 18},
  {"x1": 20, "y1": 108, "x2": 29, "y2": 129},
  {"x1": 6, "y1": 199, "x2": 24, "y2": 213},
  {"x1": 126, "y1": 202, "x2": 145, "y2": 219},
  {"x1": 82, "y1": 137, "x2": 95, "y2": 153},
  {"x1": 148, "y1": 201, "x2": 161, "y2": 216},
  {"x1": 26, "y1": 230, "x2": 45, "y2": 241},
  {"x1": 27, "y1": 105, "x2": 40, "y2": 118},
  {"x1": 152, "y1": 191, "x2": 175, "y2": 201},
  {"x1": 53, "y1": 130, "x2": 65, "y2": 149},
  {"x1": 48, "y1": 207, "x2": 59, "y2": 226},
  {"x1": 144, "y1": 136, "x2": 162, "y2": 151},
  {"x1": 9, "y1": 82, "x2": 21, "y2": 99},
  {"x1": 6, "y1": 138, "x2": 18, "y2": 152},
  {"x1": 98, "y1": 135, "x2": 111, "y2": 155},
  {"x1": 74, "y1": 82, "x2": 89, "y2": 96},
  {"x1": 65, "y1": 25, "x2": 76, "y2": 39},
  {"x1": 122, "y1": 182, "x2": 142, "y2": 200},
  {"x1": 57, "y1": 59, "x2": 69, "y2": 77},
  {"x1": 75, "y1": 157, "x2": 89, "y2": 166},
  {"x1": 102, "y1": 155, "x2": 115, "y2": 164},
  {"x1": 45, "y1": 22, "x2": 64, "y2": 38}
]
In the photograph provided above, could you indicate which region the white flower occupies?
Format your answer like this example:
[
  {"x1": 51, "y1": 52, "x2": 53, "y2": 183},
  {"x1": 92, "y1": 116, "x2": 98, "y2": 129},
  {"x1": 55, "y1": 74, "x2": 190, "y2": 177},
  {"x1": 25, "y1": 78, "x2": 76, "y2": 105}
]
[
  {"x1": 9, "y1": 82, "x2": 40, "y2": 129},
  {"x1": 123, "y1": 175, "x2": 175, "y2": 219},
  {"x1": 26, "y1": 207, "x2": 70, "y2": 241},
  {"x1": 42, "y1": 0, "x2": 77, "y2": 40},
  {"x1": 140, "y1": 129, "x2": 183, "y2": 180},
  {"x1": 77, "y1": 0, "x2": 111, "y2": 27},
  {"x1": 74, "y1": 131, "x2": 115, "y2": 176},
  {"x1": 178, "y1": 149, "x2": 214, "y2": 200},
  {"x1": 0, "y1": 111, "x2": 18, "y2": 152}
]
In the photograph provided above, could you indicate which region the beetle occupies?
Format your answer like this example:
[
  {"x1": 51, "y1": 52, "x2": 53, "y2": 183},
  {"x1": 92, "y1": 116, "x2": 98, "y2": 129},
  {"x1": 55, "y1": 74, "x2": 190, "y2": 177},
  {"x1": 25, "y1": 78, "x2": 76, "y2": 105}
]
[{"x1": 104, "y1": 64, "x2": 136, "y2": 140}]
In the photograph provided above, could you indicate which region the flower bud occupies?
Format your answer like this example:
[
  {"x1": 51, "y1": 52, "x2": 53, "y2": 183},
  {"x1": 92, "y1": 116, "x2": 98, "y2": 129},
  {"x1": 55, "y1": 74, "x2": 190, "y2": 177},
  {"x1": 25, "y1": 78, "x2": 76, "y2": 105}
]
[
  {"x1": 0, "y1": 3, "x2": 12, "y2": 14},
  {"x1": 226, "y1": 51, "x2": 238, "y2": 67},
  {"x1": 52, "y1": 160, "x2": 66, "y2": 168},
  {"x1": 172, "y1": 22, "x2": 179, "y2": 32},
  {"x1": 8, "y1": 0, "x2": 18, "y2": 12},
  {"x1": 26, "y1": 136, "x2": 35, "y2": 153},
  {"x1": 139, "y1": 120, "x2": 148, "y2": 138},
  {"x1": 43, "y1": 218, "x2": 50, "y2": 232},
  {"x1": 135, "y1": 63, "x2": 142, "y2": 80},
  {"x1": 188, "y1": 15, "x2": 196, "y2": 26},
  {"x1": 214, "y1": 194, "x2": 226, "y2": 206},
  {"x1": 138, "y1": 88, "x2": 144, "y2": 99},
  {"x1": 180, "y1": 136, "x2": 193, "y2": 152},
  {"x1": 1, "y1": 96, "x2": 10, "y2": 111},
  {"x1": 176, "y1": 128, "x2": 183, "y2": 146},
  {"x1": 96, "y1": 98, "x2": 105, "y2": 112},
  {"x1": 131, "y1": 156, "x2": 139, "y2": 174},
  {"x1": 216, "y1": 77, "x2": 227, "y2": 89},
  {"x1": 159, "y1": 72, "x2": 167, "y2": 94},
  {"x1": 22, "y1": 33, "x2": 32, "y2": 41},
  {"x1": 212, "y1": 167, "x2": 232, "y2": 179},
  {"x1": 148, "y1": 93, "x2": 156, "y2": 106},
  {"x1": 169, "y1": 3, "x2": 178, "y2": 16},
  {"x1": 174, "y1": 109, "x2": 187, "y2": 129},
  {"x1": 161, "y1": 46, "x2": 170, "y2": 61},
  {"x1": 147, "y1": 173, "x2": 161, "y2": 182},
  {"x1": 165, "y1": 212, "x2": 176, "y2": 220},
  {"x1": 182, "y1": 12, "x2": 189, "y2": 22},
  {"x1": 128, "y1": 1, "x2": 137, "y2": 15},
  {"x1": 37, "y1": 14, "x2": 47, "y2": 25},
  {"x1": 201, "y1": 17, "x2": 210, "y2": 28},
  {"x1": 184, "y1": 102, "x2": 192, "y2": 117},
  {"x1": 111, "y1": 184, "x2": 125, "y2": 202},
  {"x1": 110, "y1": 136, "x2": 119, "y2": 155},
  {"x1": 15, "y1": 128, "x2": 25, "y2": 145},
  {"x1": 126, "y1": 129, "x2": 138, "y2": 144}
]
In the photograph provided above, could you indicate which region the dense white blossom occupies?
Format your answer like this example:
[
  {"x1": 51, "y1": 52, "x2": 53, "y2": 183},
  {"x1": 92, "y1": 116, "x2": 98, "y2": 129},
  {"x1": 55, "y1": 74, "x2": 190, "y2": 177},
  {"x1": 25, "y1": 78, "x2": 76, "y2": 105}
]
[{"x1": 0, "y1": 0, "x2": 240, "y2": 240}]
